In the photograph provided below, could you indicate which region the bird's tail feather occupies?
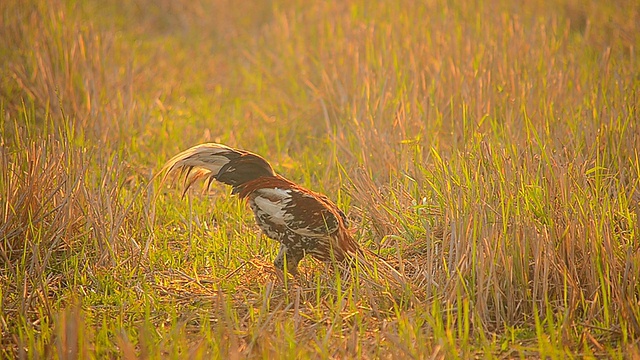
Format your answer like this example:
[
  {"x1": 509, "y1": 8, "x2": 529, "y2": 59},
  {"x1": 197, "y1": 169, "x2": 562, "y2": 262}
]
[{"x1": 156, "y1": 143, "x2": 242, "y2": 196}]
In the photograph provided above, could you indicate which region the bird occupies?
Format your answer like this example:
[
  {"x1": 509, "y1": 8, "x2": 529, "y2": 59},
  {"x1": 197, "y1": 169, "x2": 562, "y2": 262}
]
[{"x1": 158, "y1": 143, "x2": 361, "y2": 276}]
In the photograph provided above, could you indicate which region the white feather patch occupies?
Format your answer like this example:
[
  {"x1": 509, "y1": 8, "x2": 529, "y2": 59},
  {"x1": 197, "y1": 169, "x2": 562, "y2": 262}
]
[
  {"x1": 252, "y1": 188, "x2": 293, "y2": 225},
  {"x1": 256, "y1": 188, "x2": 292, "y2": 201}
]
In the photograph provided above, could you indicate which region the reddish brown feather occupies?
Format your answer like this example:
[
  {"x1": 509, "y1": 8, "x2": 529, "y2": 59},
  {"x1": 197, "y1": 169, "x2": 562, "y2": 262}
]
[{"x1": 236, "y1": 175, "x2": 360, "y2": 258}]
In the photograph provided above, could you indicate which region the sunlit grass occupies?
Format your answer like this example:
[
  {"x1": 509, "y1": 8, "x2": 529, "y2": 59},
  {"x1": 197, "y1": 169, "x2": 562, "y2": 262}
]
[{"x1": 1, "y1": 0, "x2": 639, "y2": 358}]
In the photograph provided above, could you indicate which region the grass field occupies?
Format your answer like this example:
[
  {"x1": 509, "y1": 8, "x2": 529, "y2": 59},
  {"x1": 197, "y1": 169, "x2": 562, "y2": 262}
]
[{"x1": 1, "y1": 0, "x2": 639, "y2": 358}]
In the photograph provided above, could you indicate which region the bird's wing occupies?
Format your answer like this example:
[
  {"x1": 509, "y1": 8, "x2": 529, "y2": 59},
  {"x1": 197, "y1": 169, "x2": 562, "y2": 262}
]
[
  {"x1": 316, "y1": 193, "x2": 350, "y2": 227},
  {"x1": 251, "y1": 187, "x2": 341, "y2": 237}
]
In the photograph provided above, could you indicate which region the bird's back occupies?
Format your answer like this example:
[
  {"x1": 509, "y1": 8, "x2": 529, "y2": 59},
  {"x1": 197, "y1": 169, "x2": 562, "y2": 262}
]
[{"x1": 237, "y1": 175, "x2": 359, "y2": 261}]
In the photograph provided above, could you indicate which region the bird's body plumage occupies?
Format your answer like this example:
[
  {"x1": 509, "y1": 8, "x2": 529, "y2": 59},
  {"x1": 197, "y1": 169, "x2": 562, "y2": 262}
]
[{"x1": 160, "y1": 143, "x2": 359, "y2": 274}]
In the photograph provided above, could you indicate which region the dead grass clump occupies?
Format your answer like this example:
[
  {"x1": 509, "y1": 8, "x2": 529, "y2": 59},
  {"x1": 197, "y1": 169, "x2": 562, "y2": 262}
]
[
  {"x1": 0, "y1": 118, "x2": 149, "y2": 357},
  {"x1": 0, "y1": 0, "x2": 136, "y2": 143}
]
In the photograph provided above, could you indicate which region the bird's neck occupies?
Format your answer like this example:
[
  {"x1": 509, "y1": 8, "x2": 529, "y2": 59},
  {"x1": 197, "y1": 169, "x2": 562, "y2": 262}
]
[{"x1": 233, "y1": 175, "x2": 295, "y2": 199}]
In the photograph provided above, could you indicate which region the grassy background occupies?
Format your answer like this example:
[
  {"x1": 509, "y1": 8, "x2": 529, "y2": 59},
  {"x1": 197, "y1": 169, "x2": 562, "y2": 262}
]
[{"x1": 1, "y1": 0, "x2": 639, "y2": 358}]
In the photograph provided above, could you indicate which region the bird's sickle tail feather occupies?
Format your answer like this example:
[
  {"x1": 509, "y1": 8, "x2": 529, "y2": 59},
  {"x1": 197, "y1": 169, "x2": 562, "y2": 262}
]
[{"x1": 154, "y1": 143, "x2": 242, "y2": 197}]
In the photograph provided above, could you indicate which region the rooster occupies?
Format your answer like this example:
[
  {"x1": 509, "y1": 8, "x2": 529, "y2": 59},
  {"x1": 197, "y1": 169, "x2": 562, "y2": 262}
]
[{"x1": 159, "y1": 143, "x2": 361, "y2": 275}]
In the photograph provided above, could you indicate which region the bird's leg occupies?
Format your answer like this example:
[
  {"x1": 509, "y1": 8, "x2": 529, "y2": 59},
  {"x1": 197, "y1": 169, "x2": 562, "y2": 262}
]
[{"x1": 274, "y1": 244, "x2": 304, "y2": 277}]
